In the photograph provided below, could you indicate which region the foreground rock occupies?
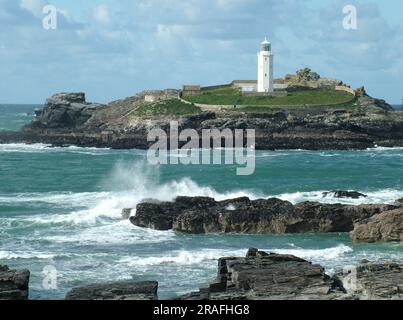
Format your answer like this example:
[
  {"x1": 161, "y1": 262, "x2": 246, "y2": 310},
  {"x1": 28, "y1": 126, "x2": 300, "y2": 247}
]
[
  {"x1": 130, "y1": 196, "x2": 396, "y2": 234},
  {"x1": 1, "y1": 89, "x2": 403, "y2": 150},
  {"x1": 0, "y1": 265, "x2": 30, "y2": 300},
  {"x1": 179, "y1": 250, "x2": 345, "y2": 300},
  {"x1": 351, "y1": 208, "x2": 403, "y2": 243},
  {"x1": 337, "y1": 264, "x2": 402, "y2": 300},
  {"x1": 179, "y1": 250, "x2": 402, "y2": 300},
  {"x1": 65, "y1": 281, "x2": 158, "y2": 300}
]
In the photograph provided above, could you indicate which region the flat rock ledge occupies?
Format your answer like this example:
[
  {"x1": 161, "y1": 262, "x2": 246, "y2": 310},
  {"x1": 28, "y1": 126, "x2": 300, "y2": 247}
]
[
  {"x1": 129, "y1": 196, "x2": 397, "y2": 236},
  {"x1": 65, "y1": 280, "x2": 158, "y2": 300},
  {"x1": 0, "y1": 265, "x2": 30, "y2": 300},
  {"x1": 178, "y1": 249, "x2": 402, "y2": 300}
]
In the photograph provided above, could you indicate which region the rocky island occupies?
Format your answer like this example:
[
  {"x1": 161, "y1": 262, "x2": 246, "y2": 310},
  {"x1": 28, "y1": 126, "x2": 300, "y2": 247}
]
[{"x1": 1, "y1": 72, "x2": 403, "y2": 150}]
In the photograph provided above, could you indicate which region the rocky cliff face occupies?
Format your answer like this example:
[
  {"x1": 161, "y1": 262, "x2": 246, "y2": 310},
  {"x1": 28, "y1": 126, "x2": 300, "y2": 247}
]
[
  {"x1": 130, "y1": 196, "x2": 397, "y2": 235},
  {"x1": 31, "y1": 93, "x2": 106, "y2": 129},
  {"x1": 1, "y1": 90, "x2": 403, "y2": 150}
]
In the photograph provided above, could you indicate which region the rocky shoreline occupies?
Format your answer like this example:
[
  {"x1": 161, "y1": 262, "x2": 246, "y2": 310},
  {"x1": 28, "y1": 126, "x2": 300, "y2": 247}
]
[
  {"x1": 178, "y1": 249, "x2": 402, "y2": 300},
  {"x1": 1, "y1": 90, "x2": 403, "y2": 150},
  {"x1": 2, "y1": 249, "x2": 401, "y2": 300},
  {"x1": 1, "y1": 191, "x2": 401, "y2": 301}
]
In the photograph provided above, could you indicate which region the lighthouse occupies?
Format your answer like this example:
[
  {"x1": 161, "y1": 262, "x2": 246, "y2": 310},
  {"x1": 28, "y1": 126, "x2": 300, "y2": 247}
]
[{"x1": 257, "y1": 38, "x2": 274, "y2": 93}]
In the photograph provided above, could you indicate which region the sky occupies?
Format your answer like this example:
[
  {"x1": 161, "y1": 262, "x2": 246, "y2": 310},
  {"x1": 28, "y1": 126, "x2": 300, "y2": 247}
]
[{"x1": 0, "y1": 0, "x2": 402, "y2": 104}]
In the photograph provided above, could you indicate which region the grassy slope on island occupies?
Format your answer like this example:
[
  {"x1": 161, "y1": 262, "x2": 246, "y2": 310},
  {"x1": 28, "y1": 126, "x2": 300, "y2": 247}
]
[
  {"x1": 134, "y1": 99, "x2": 201, "y2": 118},
  {"x1": 185, "y1": 87, "x2": 355, "y2": 106}
]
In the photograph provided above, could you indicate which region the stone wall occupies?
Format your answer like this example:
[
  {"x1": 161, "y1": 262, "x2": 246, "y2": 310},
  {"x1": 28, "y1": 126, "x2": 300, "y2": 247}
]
[
  {"x1": 242, "y1": 91, "x2": 288, "y2": 97},
  {"x1": 335, "y1": 85, "x2": 357, "y2": 96},
  {"x1": 142, "y1": 89, "x2": 178, "y2": 102}
]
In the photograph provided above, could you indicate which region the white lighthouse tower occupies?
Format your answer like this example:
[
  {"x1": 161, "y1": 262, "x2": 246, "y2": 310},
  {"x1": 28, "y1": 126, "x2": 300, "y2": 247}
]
[{"x1": 257, "y1": 38, "x2": 274, "y2": 93}]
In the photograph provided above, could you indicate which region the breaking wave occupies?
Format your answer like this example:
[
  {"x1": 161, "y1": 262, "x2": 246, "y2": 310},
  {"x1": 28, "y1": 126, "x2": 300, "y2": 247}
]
[
  {"x1": 1, "y1": 159, "x2": 402, "y2": 227},
  {"x1": 118, "y1": 244, "x2": 353, "y2": 267}
]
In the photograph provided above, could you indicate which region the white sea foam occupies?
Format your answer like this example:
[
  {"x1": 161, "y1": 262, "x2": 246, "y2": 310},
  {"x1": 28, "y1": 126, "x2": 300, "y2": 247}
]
[
  {"x1": 118, "y1": 244, "x2": 353, "y2": 268},
  {"x1": 119, "y1": 249, "x2": 247, "y2": 267},
  {"x1": 276, "y1": 189, "x2": 403, "y2": 205},
  {"x1": 0, "y1": 250, "x2": 56, "y2": 260},
  {"x1": 0, "y1": 143, "x2": 110, "y2": 154},
  {"x1": 42, "y1": 221, "x2": 176, "y2": 245},
  {"x1": 272, "y1": 244, "x2": 353, "y2": 260},
  {"x1": 365, "y1": 146, "x2": 403, "y2": 151},
  {"x1": 0, "y1": 143, "x2": 52, "y2": 153}
]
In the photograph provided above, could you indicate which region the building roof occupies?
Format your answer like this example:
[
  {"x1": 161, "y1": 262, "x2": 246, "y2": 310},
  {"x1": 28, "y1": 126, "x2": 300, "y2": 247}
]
[
  {"x1": 261, "y1": 37, "x2": 270, "y2": 44},
  {"x1": 183, "y1": 85, "x2": 201, "y2": 91}
]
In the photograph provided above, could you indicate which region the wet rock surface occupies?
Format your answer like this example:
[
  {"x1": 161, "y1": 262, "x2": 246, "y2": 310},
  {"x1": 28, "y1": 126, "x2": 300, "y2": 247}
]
[
  {"x1": 0, "y1": 265, "x2": 30, "y2": 300},
  {"x1": 130, "y1": 196, "x2": 397, "y2": 234}
]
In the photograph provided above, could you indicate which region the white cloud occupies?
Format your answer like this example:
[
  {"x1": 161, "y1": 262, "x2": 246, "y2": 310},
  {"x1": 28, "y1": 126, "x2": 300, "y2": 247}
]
[
  {"x1": 0, "y1": 0, "x2": 402, "y2": 103},
  {"x1": 19, "y1": 0, "x2": 44, "y2": 17},
  {"x1": 93, "y1": 4, "x2": 111, "y2": 27}
]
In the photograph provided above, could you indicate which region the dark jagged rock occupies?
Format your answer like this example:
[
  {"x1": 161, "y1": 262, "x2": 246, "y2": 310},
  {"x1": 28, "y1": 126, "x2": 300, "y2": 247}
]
[
  {"x1": 322, "y1": 190, "x2": 367, "y2": 199},
  {"x1": 130, "y1": 196, "x2": 397, "y2": 234},
  {"x1": 351, "y1": 208, "x2": 403, "y2": 243},
  {"x1": 30, "y1": 92, "x2": 105, "y2": 129},
  {"x1": 0, "y1": 265, "x2": 30, "y2": 300},
  {"x1": 179, "y1": 250, "x2": 346, "y2": 300},
  {"x1": 130, "y1": 196, "x2": 218, "y2": 231},
  {"x1": 65, "y1": 280, "x2": 158, "y2": 300}
]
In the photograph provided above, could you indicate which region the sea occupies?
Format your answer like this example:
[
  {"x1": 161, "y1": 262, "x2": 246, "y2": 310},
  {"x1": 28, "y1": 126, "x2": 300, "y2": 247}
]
[{"x1": 0, "y1": 104, "x2": 402, "y2": 299}]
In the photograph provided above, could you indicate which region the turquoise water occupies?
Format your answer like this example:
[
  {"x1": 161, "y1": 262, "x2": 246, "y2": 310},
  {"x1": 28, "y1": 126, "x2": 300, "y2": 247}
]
[
  {"x1": 0, "y1": 104, "x2": 40, "y2": 131},
  {"x1": 0, "y1": 104, "x2": 402, "y2": 299}
]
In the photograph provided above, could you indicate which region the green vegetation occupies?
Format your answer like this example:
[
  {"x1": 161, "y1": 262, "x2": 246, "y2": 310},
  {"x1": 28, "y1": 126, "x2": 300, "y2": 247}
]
[
  {"x1": 185, "y1": 87, "x2": 354, "y2": 106},
  {"x1": 228, "y1": 99, "x2": 357, "y2": 114},
  {"x1": 134, "y1": 99, "x2": 201, "y2": 118}
]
